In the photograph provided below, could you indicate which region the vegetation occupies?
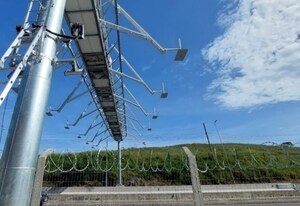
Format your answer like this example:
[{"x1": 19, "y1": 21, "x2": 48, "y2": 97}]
[{"x1": 43, "y1": 143, "x2": 300, "y2": 187}]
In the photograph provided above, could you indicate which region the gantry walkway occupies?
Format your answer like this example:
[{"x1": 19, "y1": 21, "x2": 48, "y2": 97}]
[{"x1": 65, "y1": 0, "x2": 124, "y2": 141}]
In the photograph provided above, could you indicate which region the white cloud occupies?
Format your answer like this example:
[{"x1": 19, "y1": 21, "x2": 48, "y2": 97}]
[{"x1": 202, "y1": 0, "x2": 300, "y2": 109}]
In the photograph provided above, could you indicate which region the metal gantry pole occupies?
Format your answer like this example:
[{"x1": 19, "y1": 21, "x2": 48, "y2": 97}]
[
  {"x1": 117, "y1": 140, "x2": 122, "y2": 185},
  {"x1": 0, "y1": 0, "x2": 66, "y2": 205},
  {"x1": 105, "y1": 139, "x2": 108, "y2": 187}
]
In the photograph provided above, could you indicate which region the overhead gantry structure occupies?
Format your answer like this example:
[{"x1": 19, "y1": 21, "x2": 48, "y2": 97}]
[
  {"x1": 0, "y1": 0, "x2": 187, "y2": 204},
  {"x1": 64, "y1": 0, "x2": 125, "y2": 141},
  {"x1": 62, "y1": 0, "x2": 187, "y2": 142}
]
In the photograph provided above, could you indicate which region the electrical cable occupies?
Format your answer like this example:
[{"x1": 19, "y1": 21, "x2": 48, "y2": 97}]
[{"x1": 46, "y1": 28, "x2": 76, "y2": 40}]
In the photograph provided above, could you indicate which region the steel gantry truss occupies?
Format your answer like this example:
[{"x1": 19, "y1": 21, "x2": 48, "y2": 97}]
[
  {"x1": 62, "y1": 0, "x2": 187, "y2": 142},
  {"x1": 0, "y1": 0, "x2": 187, "y2": 143},
  {"x1": 0, "y1": 0, "x2": 187, "y2": 204}
]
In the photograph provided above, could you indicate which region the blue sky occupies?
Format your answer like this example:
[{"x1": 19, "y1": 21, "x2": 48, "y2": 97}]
[{"x1": 1, "y1": 0, "x2": 300, "y2": 153}]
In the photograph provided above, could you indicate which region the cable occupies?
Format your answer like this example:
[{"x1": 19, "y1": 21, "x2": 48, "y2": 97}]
[
  {"x1": 32, "y1": 23, "x2": 76, "y2": 40},
  {"x1": 46, "y1": 28, "x2": 76, "y2": 40}
]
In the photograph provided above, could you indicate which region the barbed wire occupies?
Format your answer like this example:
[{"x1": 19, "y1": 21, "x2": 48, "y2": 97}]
[{"x1": 44, "y1": 143, "x2": 300, "y2": 174}]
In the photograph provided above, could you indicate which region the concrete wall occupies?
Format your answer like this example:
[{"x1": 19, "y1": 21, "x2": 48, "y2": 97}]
[{"x1": 43, "y1": 185, "x2": 300, "y2": 206}]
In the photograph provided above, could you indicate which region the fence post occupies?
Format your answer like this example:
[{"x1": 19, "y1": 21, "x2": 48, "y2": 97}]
[
  {"x1": 30, "y1": 149, "x2": 53, "y2": 206},
  {"x1": 182, "y1": 146, "x2": 204, "y2": 206}
]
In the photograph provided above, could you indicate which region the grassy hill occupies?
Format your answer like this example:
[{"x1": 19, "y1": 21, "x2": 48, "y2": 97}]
[{"x1": 43, "y1": 143, "x2": 300, "y2": 186}]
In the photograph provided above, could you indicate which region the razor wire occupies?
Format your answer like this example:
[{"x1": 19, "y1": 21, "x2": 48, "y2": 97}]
[{"x1": 44, "y1": 143, "x2": 300, "y2": 174}]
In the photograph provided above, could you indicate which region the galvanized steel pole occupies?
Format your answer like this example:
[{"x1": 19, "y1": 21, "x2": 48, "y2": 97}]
[
  {"x1": 117, "y1": 140, "x2": 122, "y2": 185},
  {"x1": 0, "y1": 0, "x2": 66, "y2": 205}
]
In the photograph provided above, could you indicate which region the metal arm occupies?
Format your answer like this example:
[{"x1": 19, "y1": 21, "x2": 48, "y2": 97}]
[
  {"x1": 114, "y1": 84, "x2": 150, "y2": 116},
  {"x1": 112, "y1": 47, "x2": 168, "y2": 97},
  {"x1": 99, "y1": 19, "x2": 167, "y2": 54},
  {"x1": 93, "y1": 134, "x2": 110, "y2": 147},
  {"x1": 78, "y1": 114, "x2": 103, "y2": 138},
  {"x1": 99, "y1": 0, "x2": 188, "y2": 60},
  {"x1": 111, "y1": 70, "x2": 158, "y2": 120},
  {"x1": 111, "y1": 69, "x2": 168, "y2": 98},
  {"x1": 79, "y1": 122, "x2": 103, "y2": 138},
  {"x1": 110, "y1": 1, "x2": 175, "y2": 54},
  {"x1": 46, "y1": 78, "x2": 88, "y2": 115},
  {"x1": 65, "y1": 100, "x2": 97, "y2": 129},
  {"x1": 86, "y1": 127, "x2": 108, "y2": 144}
]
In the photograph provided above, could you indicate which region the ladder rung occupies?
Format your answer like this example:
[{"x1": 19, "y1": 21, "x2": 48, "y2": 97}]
[
  {"x1": 12, "y1": 45, "x2": 26, "y2": 49},
  {"x1": 18, "y1": 35, "x2": 32, "y2": 40},
  {"x1": 12, "y1": 55, "x2": 23, "y2": 59},
  {"x1": 14, "y1": 42, "x2": 33, "y2": 48},
  {"x1": 30, "y1": 9, "x2": 47, "y2": 13},
  {"x1": 5, "y1": 54, "x2": 23, "y2": 60}
]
